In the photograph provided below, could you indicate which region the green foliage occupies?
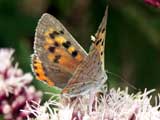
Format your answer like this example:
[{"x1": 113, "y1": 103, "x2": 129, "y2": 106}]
[
  {"x1": 32, "y1": 79, "x2": 61, "y2": 102},
  {"x1": 0, "y1": 115, "x2": 3, "y2": 120}
]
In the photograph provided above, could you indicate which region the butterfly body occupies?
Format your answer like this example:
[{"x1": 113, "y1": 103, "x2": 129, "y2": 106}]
[{"x1": 32, "y1": 6, "x2": 108, "y2": 97}]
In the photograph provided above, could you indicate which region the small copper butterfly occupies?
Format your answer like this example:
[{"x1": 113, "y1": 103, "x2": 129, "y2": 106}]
[{"x1": 32, "y1": 6, "x2": 108, "y2": 97}]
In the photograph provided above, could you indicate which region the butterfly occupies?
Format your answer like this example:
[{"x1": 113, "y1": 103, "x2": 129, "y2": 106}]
[{"x1": 32, "y1": 6, "x2": 108, "y2": 97}]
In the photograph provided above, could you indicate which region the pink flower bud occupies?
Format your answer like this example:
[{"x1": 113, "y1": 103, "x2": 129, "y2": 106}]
[{"x1": 145, "y1": 0, "x2": 160, "y2": 8}]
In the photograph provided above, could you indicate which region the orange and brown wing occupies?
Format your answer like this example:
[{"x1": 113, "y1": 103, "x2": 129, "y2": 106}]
[
  {"x1": 32, "y1": 13, "x2": 87, "y2": 88},
  {"x1": 90, "y1": 6, "x2": 108, "y2": 70}
]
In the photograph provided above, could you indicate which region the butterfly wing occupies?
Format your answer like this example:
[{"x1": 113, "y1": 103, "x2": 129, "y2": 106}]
[
  {"x1": 90, "y1": 6, "x2": 108, "y2": 70},
  {"x1": 32, "y1": 13, "x2": 87, "y2": 88},
  {"x1": 62, "y1": 6, "x2": 108, "y2": 97}
]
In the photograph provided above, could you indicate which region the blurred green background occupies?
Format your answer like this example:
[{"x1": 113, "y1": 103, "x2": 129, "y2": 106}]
[{"x1": 0, "y1": 0, "x2": 160, "y2": 93}]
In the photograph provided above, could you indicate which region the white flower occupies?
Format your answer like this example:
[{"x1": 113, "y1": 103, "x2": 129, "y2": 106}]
[
  {"x1": 0, "y1": 49, "x2": 33, "y2": 96},
  {"x1": 0, "y1": 48, "x2": 42, "y2": 120},
  {"x1": 26, "y1": 87, "x2": 160, "y2": 120},
  {"x1": 0, "y1": 48, "x2": 14, "y2": 72}
]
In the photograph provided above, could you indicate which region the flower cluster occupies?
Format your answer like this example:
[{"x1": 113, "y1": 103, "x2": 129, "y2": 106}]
[
  {"x1": 144, "y1": 0, "x2": 160, "y2": 8},
  {"x1": 26, "y1": 87, "x2": 160, "y2": 120},
  {"x1": 0, "y1": 49, "x2": 42, "y2": 120}
]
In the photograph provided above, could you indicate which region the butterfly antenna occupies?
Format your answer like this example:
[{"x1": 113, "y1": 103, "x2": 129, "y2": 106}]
[{"x1": 105, "y1": 70, "x2": 137, "y2": 90}]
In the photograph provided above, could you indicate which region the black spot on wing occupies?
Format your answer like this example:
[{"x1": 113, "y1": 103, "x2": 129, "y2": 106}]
[
  {"x1": 101, "y1": 41, "x2": 104, "y2": 46},
  {"x1": 49, "y1": 31, "x2": 59, "y2": 39},
  {"x1": 101, "y1": 52, "x2": 103, "y2": 55},
  {"x1": 59, "y1": 30, "x2": 64, "y2": 34},
  {"x1": 96, "y1": 39, "x2": 102, "y2": 45},
  {"x1": 71, "y1": 50, "x2": 78, "y2": 57},
  {"x1": 36, "y1": 73, "x2": 40, "y2": 77},
  {"x1": 48, "y1": 46, "x2": 55, "y2": 53},
  {"x1": 63, "y1": 41, "x2": 71, "y2": 49},
  {"x1": 102, "y1": 28, "x2": 105, "y2": 33},
  {"x1": 54, "y1": 55, "x2": 61, "y2": 63},
  {"x1": 54, "y1": 42, "x2": 59, "y2": 47},
  {"x1": 33, "y1": 60, "x2": 37, "y2": 64},
  {"x1": 33, "y1": 66, "x2": 37, "y2": 70}
]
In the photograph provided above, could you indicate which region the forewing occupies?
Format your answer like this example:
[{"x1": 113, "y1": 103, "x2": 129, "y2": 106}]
[
  {"x1": 32, "y1": 13, "x2": 87, "y2": 88},
  {"x1": 90, "y1": 6, "x2": 108, "y2": 69}
]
